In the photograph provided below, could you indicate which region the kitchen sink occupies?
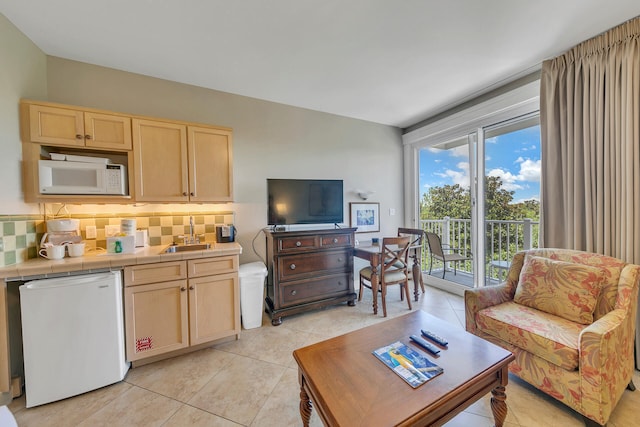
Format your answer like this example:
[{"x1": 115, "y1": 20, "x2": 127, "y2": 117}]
[{"x1": 163, "y1": 243, "x2": 211, "y2": 253}]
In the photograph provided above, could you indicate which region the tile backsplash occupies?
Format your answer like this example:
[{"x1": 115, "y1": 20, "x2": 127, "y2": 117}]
[{"x1": 0, "y1": 211, "x2": 234, "y2": 268}]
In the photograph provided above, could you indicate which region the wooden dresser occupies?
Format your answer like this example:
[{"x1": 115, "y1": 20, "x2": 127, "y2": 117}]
[{"x1": 265, "y1": 228, "x2": 357, "y2": 325}]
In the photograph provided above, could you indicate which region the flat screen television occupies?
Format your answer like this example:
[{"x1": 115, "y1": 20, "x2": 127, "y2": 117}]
[{"x1": 267, "y1": 179, "x2": 344, "y2": 225}]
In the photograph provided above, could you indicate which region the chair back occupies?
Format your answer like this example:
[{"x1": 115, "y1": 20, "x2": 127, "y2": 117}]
[
  {"x1": 381, "y1": 236, "x2": 411, "y2": 274},
  {"x1": 425, "y1": 232, "x2": 445, "y2": 258}
]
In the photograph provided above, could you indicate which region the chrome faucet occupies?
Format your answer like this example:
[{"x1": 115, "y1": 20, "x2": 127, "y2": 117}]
[{"x1": 179, "y1": 216, "x2": 199, "y2": 245}]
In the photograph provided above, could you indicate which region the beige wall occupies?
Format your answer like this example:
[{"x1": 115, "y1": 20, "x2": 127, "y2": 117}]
[
  {"x1": 0, "y1": 16, "x2": 404, "y2": 263},
  {"x1": 0, "y1": 14, "x2": 47, "y2": 215}
]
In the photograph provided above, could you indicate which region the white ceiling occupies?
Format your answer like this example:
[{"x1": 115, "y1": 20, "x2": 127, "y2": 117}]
[{"x1": 2, "y1": 1, "x2": 639, "y2": 128}]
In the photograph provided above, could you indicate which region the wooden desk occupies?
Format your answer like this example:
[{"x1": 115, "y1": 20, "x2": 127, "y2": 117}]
[
  {"x1": 293, "y1": 310, "x2": 514, "y2": 427},
  {"x1": 354, "y1": 243, "x2": 423, "y2": 314}
]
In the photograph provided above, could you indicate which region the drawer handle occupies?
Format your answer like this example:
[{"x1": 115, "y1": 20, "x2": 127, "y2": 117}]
[
  {"x1": 291, "y1": 290, "x2": 297, "y2": 296},
  {"x1": 333, "y1": 238, "x2": 338, "y2": 243},
  {"x1": 296, "y1": 241, "x2": 302, "y2": 247},
  {"x1": 290, "y1": 264, "x2": 296, "y2": 270},
  {"x1": 180, "y1": 287, "x2": 186, "y2": 292}
]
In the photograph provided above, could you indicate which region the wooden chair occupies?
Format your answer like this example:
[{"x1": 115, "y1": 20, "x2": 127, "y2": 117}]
[
  {"x1": 425, "y1": 232, "x2": 472, "y2": 279},
  {"x1": 358, "y1": 236, "x2": 412, "y2": 317},
  {"x1": 397, "y1": 227, "x2": 426, "y2": 299}
]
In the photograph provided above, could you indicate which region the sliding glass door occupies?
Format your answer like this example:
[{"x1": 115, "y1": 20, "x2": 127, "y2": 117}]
[
  {"x1": 419, "y1": 136, "x2": 475, "y2": 288},
  {"x1": 417, "y1": 116, "x2": 540, "y2": 290},
  {"x1": 482, "y1": 117, "x2": 541, "y2": 285}
]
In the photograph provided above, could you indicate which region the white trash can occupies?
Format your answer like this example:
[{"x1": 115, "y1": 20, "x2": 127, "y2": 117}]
[{"x1": 238, "y1": 262, "x2": 268, "y2": 329}]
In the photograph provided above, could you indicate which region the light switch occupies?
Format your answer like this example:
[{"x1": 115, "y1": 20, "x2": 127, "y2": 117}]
[
  {"x1": 85, "y1": 225, "x2": 97, "y2": 239},
  {"x1": 389, "y1": 208, "x2": 396, "y2": 216},
  {"x1": 104, "y1": 225, "x2": 120, "y2": 237}
]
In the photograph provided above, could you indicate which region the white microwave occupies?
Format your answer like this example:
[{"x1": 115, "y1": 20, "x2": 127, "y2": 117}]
[{"x1": 38, "y1": 160, "x2": 127, "y2": 195}]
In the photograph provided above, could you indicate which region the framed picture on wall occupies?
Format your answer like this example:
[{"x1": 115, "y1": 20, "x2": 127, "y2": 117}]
[{"x1": 350, "y1": 202, "x2": 380, "y2": 233}]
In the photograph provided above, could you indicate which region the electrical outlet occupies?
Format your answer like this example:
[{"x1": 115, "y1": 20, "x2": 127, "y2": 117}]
[
  {"x1": 85, "y1": 225, "x2": 97, "y2": 239},
  {"x1": 389, "y1": 208, "x2": 396, "y2": 216},
  {"x1": 104, "y1": 225, "x2": 121, "y2": 237}
]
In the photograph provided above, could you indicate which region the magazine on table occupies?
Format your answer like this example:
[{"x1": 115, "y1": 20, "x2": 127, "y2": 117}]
[{"x1": 372, "y1": 340, "x2": 443, "y2": 388}]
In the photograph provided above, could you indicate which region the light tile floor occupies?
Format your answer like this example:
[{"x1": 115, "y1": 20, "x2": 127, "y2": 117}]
[{"x1": 8, "y1": 284, "x2": 640, "y2": 426}]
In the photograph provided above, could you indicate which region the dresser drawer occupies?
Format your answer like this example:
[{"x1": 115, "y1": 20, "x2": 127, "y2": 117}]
[
  {"x1": 320, "y1": 233, "x2": 353, "y2": 248},
  {"x1": 280, "y1": 274, "x2": 350, "y2": 307},
  {"x1": 277, "y1": 249, "x2": 351, "y2": 281},
  {"x1": 277, "y1": 235, "x2": 319, "y2": 253}
]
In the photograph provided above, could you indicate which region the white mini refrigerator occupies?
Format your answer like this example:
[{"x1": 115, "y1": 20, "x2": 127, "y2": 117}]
[{"x1": 20, "y1": 271, "x2": 129, "y2": 407}]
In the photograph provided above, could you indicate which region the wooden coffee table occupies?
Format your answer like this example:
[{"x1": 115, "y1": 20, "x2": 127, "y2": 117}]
[{"x1": 293, "y1": 310, "x2": 514, "y2": 426}]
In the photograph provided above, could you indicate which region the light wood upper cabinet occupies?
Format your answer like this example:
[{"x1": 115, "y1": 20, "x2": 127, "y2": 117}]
[
  {"x1": 28, "y1": 104, "x2": 132, "y2": 150},
  {"x1": 133, "y1": 119, "x2": 189, "y2": 202},
  {"x1": 133, "y1": 120, "x2": 233, "y2": 202},
  {"x1": 188, "y1": 126, "x2": 233, "y2": 202},
  {"x1": 84, "y1": 112, "x2": 132, "y2": 150}
]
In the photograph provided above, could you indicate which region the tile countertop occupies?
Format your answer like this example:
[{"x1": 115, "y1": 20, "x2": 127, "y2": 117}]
[{"x1": 0, "y1": 243, "x2": 243, "y2": 281}]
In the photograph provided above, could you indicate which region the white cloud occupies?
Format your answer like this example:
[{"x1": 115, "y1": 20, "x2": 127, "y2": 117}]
[
  {"x1": 436, "y1": 162, "x2": 470, "y2": 188},
  {"x1": 518, "y1": 159, "x2": 540, "y2": 182},
  {"x1": 487, "y1": 168, "x2": 524, "y2": 191},
  {"x1": 486, "y1": 158, "x2": 541, "y2": 191}
]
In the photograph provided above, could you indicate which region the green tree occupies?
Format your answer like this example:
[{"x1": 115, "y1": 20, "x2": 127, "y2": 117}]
[{"x1": 420, "y1": 184, "x2": 470, "y2": 220}]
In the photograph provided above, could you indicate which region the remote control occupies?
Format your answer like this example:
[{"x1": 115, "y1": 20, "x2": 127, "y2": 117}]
[
  {"x1": 410, "y1": 335, "x2": 441, "y2": 355},
  {"x1": 421, "y1": 329, "x2": 448, "y2": 347}
]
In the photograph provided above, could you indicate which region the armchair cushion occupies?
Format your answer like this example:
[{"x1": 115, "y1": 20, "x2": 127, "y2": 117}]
[
  {"x1": 514, "y1": 255, "x2": 605, "y2": 324},
  {"x1": 476, "y1": 301, "x2": 586, "y2": 370}
]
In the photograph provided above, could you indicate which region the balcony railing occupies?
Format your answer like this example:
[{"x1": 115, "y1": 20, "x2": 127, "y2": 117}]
[{"x1": 420, "y1": 217, "x2": 540, "y2": 283}]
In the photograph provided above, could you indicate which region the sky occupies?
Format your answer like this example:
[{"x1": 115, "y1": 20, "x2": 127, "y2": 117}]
[{"x1": 419, "y1": 125, "x2": 541, "y2": 204}]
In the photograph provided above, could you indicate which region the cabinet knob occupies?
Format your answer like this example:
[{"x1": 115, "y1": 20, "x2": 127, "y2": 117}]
[
  {"x1": 189, "y1": 286, "x2": 194, "y2": 290},
  {"x1": 337, "y1": 258, "x2": 343, "y2": 262},
  {"x1": 75, "y1": 134, "x2": 83, "y2": 139},
  {"x1": 333, "y1": 238, "x2": 338, "y2": 243},
  {"x1": 291, "y1": 290, "x2": 297, "y2": 296},
  {"x1": 290, "y1": 264, "x2": 296, "y2": 270},
  {"x1": 190, "y1": 192, "x2": 194, "y2": 196},
  {"x1": 182, "y1": 192, "x2": 188, "y2": 196},
  {"x1": 296, "y1": 241, "x2": 301, "y2": 247},
  {"x1": 85, "y1": 134, "x2": 92, "y2": 140},
  {"x1": 180, "y1": 287, "x2": 186, "y2": 292}
]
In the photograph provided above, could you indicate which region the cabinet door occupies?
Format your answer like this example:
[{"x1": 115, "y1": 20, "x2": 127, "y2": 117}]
[
  {"x1": 133, "y1": 119, "x2": 189, "y2": 202},
  {"x1": 124, "y1": 280, "x2": 189, "y2": 361},
  {"x1": 188, "y1": 272, "x2": 240, "y2": 345},
  {"x1": 28, "y1": 104, "x2": 85, "y2": 147},
  {"x1": 188, "y1": 126, "x2": 233, "y2": 202},
  {"x1": 84, "y1": 112, "x2": 132, "y2": 150}
]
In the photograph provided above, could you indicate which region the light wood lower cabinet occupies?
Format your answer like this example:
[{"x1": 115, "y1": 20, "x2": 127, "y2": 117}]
[{"x1": 124, "y1": 256, "x2": 239, "y2": 363}]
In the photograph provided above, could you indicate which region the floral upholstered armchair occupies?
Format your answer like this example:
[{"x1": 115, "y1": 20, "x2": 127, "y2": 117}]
[{"x1": 465, "y1": 249, "x2": 640, "y2": 426}]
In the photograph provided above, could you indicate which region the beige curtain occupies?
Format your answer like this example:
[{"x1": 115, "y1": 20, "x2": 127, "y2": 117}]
[{"x1": 540, "y1": 16, "x2": 640, "y2": 264}]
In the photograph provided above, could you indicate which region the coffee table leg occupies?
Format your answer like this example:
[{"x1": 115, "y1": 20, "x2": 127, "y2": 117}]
[
  {"x1": 299, "y1": 385, "x2": 313, "y2": 426},
  {"x1": 490, "y1": 385, "x2": 507, "y2": 427}
]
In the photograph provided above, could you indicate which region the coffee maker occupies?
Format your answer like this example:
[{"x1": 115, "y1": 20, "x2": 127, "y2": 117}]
[
  {"x1": 40, "y1": 219, "x2": 82, "y2": 247},
  {"x1": 216, "y1": 225, "x2": 236, "y2": 243}
]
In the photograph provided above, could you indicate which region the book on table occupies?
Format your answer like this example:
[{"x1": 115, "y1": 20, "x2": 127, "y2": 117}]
[{"x1": 372, "y1": 340, "x2": 444, "y2": 388}]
